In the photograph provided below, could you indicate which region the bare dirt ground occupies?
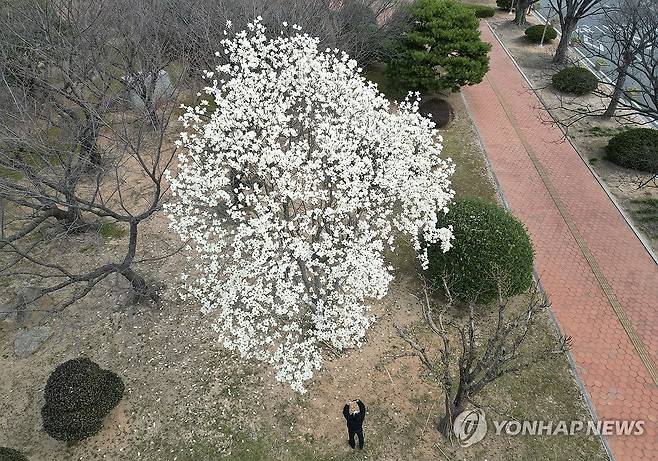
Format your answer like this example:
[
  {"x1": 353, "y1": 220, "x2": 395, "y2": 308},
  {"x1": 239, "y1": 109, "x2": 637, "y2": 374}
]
[
  {"x1": 1, "y1": 91, "x2": 607, "y2": 460},
  {"x1": 487, "y1": 11, "x2": 658, "y2": 254}
]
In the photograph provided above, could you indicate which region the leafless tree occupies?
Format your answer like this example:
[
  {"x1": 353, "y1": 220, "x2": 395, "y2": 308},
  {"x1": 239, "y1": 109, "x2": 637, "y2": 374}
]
[
  {"x1": 578, "y1": 0, "x2": 658, "y2": 118},
  {"x1": 548, "y1": 0, "x2": 605, "y2": 64},
  {"x1": 0, "y1": 0, "x2": 185, "y2": 316},
  {"x1": 536, "y1": 0, "x2": 657, "y2": 133},
  {"x1": 395, "y1": 279, "x2": 571, "y2": 437},
  {"x1": 159, "y1": 0, "x2": 408, "y2": 78},
  {"x1": 0, "y1": 0, "x2": 409, "y2": 317}
]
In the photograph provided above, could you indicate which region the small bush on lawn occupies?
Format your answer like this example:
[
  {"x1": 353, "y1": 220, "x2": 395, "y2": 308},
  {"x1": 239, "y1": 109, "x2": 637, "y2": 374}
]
[
  {"x1": 427, "y1": 198, "x2": 534, "y2": 304},
  {"x1": 42, "y1": 358, "x2": 124, "y2": 442},
  {"x1": 605, "y1": 128, "x2": 658, "y2": 173},
  {"x1": 462, "y1": 3, "x2": 496, "y2": 17},
  {"x1": 0, "y1": 447, "x2": 28, "y2": 461},
  {"x1": 525, "y1": 24, "x2": 557, "y2": 43},
  {"x1": 552, "y1": 66, "x2": 598, "y2": 95},
  {"x1": 496, "y1": 0, "x2": 513, "y2": 9}
]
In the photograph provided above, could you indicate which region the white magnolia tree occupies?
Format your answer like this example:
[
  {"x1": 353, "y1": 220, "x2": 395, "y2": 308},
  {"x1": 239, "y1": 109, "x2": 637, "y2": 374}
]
[{"x1": 167, "y1": 19, "x2": 455, "y2": 392}]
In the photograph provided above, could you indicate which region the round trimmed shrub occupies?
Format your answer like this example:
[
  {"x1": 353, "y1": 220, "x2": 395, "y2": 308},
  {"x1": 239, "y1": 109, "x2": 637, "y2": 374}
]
[
  {"x1": 427, "y1": 198, "x2": 534, "y2": 304},
  {"x1": 605, "y1": 128, "x2": 658, "y2": 173},
  {"x1": 0, "y1": 447, "x2": 28, "y2": 461},
  {"x1": 41, "y1": 358, "x2": 124, "y2": 442},
  {"x1": 552, "y1": 66, "x2": 598, "y2": 95},
  {"x1": 419, "y1": 98, "x2": 455, "y2": 128},
  {"x1": 525, "y1": 25, "x2": 557, "y2": 43},
  {"x1": 496, "y1": 0, "x2": 513, "y2": 9}
]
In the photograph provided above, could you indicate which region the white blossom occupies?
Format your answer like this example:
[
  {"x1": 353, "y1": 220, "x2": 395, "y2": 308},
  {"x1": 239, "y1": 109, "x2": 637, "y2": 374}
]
[{"x1": 166, "y1": 19, "x2": 455, "y2": 392}]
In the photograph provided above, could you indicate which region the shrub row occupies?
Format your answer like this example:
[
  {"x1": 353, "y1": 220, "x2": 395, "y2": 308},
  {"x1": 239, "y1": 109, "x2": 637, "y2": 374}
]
[{"x1": 0, "y1": 447, "x2": 27, "y2": 461}]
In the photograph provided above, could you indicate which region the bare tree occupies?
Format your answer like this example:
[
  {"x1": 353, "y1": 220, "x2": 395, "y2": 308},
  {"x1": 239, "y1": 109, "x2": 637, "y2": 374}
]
[
  {"x1": 540, "y1": 0, "x2": 658, "y2": 130},
  {"x1": 548, "y1": 0, "x2": 605, "y2": 64},
  {"x1": 395, "y1": 279, "x2": 571, "y2": 437},
  {"x1": 578, "y1": 0, "x2": 657, "y2": 118},
  {"x1": 159, "y1": 0, "x2": 407, "y2": 79},
  {"x1": 0, "y1": 0, "x2": 185, "y2": 316}
]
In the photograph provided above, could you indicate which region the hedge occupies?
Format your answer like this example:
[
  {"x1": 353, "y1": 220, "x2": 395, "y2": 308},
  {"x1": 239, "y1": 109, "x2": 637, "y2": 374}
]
[
  {"x1": 426, "y1": 198, "x2": 534, "y2": 304},
  {"x1": 552, "y1": 66, "x2": 598, "y2": 95},
  {"x1": 605, "y1": 128, "x2": 658, "y2": 173}
]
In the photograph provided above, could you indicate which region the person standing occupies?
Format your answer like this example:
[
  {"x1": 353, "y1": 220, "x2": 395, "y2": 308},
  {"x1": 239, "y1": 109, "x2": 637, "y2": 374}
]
[{"x1": 342, "y1": 399, "x2": 366, "y2": 449}]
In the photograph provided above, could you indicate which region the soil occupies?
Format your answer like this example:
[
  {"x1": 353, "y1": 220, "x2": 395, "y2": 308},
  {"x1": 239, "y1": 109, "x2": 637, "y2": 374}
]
[{"x1": 0, "y1": 74, "x2": 606, "y2": 461}]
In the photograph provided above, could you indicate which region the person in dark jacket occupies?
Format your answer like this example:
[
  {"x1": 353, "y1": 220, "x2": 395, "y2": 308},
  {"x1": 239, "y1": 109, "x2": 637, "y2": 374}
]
[{"x1": 343, "y1": 399, "x2": 366, "y2": 449}]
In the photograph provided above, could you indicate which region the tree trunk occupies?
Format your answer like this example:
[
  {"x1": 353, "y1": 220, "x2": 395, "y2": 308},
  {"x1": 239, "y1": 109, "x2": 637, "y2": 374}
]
[
  {"x1": 437, "y1": 390, "x2": 468, "y2": 437},
  {"x1": 553, "y1": 19, "x2": 578, "y2": 64},
  {"x1": 513, "y1": 2, "x2": 531, "y2": 25},
  {"x1": 604, "y1": 58, "x2": 632, "y2": 118},
  {"x1": 120, "y1": 266, "x2": 147, "y2": 293},
  {"x1": 119, "y1": 221, "x2": 158, "y2": 303},
  {"x1": 79, "y1": 116, "x2": 101, "y2": 168}
]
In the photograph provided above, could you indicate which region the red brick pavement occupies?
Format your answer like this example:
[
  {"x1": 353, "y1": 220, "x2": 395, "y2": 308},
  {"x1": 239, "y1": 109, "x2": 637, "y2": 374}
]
[{"x1": 462, "y1": 23, "x2": 658, "y2": 460}]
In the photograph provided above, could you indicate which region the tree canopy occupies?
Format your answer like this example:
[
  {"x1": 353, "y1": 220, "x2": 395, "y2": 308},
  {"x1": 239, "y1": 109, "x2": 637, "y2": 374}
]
[{"x1": 386, "y1": 0, "x2": 491, "y2": 93}]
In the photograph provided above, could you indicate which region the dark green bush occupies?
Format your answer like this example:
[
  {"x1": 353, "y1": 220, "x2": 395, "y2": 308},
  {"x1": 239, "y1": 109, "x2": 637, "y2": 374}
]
[
  {"x1": 552, "y1": 66, "x2": 598, "y2": 95},
  {"x1": 42, "y1": 358, "x2": 124, "y2": 442},
  {"x1": 0, "y1": 447, "x2": 28, "y2": 461},
  {"x1": 462, "y1": 3, "x2": 496, "y2": 17},
  {"x1": 496, "y1": 0, "x2": 513, "y2": 9},
  {"x1": 525, "y1": 24, "x2": 557, "y2": 43},
  {"x1": 605, "y1": 128, "x2": 658, "y2": 173},
  {"x1": 427, "y1": 198, "x2": 534, "y2": 304}
]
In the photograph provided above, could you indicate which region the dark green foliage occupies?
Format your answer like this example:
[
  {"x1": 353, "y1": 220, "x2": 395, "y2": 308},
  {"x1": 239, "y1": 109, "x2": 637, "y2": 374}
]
[
  {"x1": 606, "y1": 128, "x2": 658, "y2": 172},
  {"x1": 551, "y1": 66, "x2": 598, "y2": 95},
  {"x1": 525, "y1": 25, "x2": 557, "y2": 43},
  {"x1": 386, "y1": 0, "x2": 491, "y2": 93},
  {"x1": 462, "y1": 3, "x2": 496, "y2": 17},
  {"x1": 42, "y1": 358, "x2": 124, "y2": 442},
  {"x1": 0, "y1": 447, "x2": 28, "y2": 461},
  {"x1": 427, "y1": 198, "x2": 534, "y2": 304},
  {"x1": 496, "y1": 0, "x2": 513, "y2": 9}
]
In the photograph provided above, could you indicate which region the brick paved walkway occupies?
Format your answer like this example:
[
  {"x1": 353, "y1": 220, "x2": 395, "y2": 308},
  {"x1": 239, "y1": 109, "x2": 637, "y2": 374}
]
[{"x1": 462, "y1": 23, "x2": 658, "y2": 461}]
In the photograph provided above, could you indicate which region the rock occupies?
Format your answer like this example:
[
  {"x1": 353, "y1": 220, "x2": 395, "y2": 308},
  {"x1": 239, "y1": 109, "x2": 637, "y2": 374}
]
[{"x1": 14, "y1": 326, "x2": 52, "y2": 358}]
